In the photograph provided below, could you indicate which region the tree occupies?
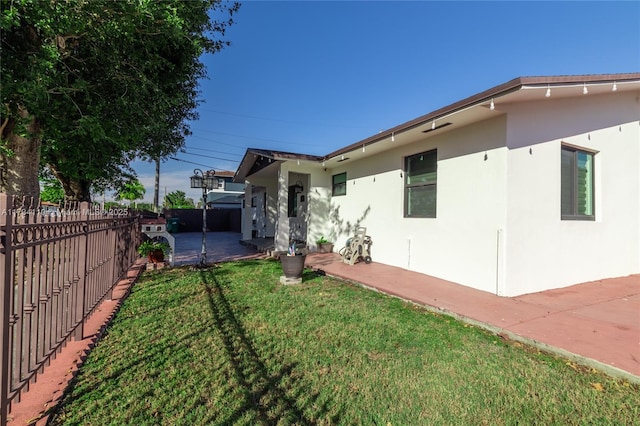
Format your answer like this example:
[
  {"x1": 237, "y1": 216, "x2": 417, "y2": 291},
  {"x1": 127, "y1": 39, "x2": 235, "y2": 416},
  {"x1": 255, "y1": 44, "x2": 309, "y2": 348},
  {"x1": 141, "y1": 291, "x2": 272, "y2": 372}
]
[
  {"x1": 135, "y1": 202, "x2": 155, "y2": 212},
  {"x1": 39, "y1": 169, "x2": 64, "y2": 205},
  {"x1": 1, "y1": 0, "x2": 240, "y2": 200},
  {"x1": 114, "y1": 178, "x2": 146, "y2": 207},
  {"x1": 164, "y1": 190, "x2": 195, "y2": 209}
]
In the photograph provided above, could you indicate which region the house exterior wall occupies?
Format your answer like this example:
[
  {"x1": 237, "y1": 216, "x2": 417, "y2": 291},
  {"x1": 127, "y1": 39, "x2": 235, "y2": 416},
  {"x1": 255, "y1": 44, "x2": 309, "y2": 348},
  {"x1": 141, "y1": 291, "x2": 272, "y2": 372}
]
[
  {"x1": 241, "y1": 177, "x2": 279, "y2": 240},
  {"x1": 241, "y1": 184, "x2": 253, "y2": 240},
  {"x1": 502, "y1": 91, "x2": 640, "y2": 295},
  {"x1": 325, "y1": 90, "x2": 639, "y2": 295},
  {"x1": 240, "y1": 85, "x2": 639, "y2": 296},
  {"x1": 307, "y1": 169, "x2": 333, "y2": 247},
  {"x1": 275, "y1": 163, "x2": 327, "y2": 250},
  {"x1": 328, "y1": 116, "x2": 509, "y2": 294}
]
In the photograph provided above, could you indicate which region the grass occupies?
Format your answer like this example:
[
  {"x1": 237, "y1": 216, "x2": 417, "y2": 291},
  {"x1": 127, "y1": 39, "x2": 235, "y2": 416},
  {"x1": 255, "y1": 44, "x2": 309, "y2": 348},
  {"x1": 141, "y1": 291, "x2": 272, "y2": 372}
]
[{"x1": 50, "y1": 260, "x2": 639, "y2": 425}]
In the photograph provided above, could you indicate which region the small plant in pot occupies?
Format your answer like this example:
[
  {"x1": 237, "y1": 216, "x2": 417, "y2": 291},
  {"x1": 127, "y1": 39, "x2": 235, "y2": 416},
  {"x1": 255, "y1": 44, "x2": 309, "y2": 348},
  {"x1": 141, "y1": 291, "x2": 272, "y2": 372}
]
[
  {"x1": 316, "y1": 236, "x2": 334, "y2": 253},
  {"x1": 137, "y1": 240, "x2": 171, "y2": 263},
  {"x1": 280, "y1": 243, "x2": 306, "y2": 279}
]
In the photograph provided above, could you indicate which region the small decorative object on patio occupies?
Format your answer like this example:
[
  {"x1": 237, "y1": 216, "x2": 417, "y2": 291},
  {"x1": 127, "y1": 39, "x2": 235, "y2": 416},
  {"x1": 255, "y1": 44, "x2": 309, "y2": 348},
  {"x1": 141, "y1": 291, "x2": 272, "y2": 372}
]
[
  {"x1": 137, "y1": 240, "x2": 171, "y2": 263},
  {"x1": 280, "y1": 243, "x2": 307, "y2": 280},
  {"x1": 316, "y1": 235, "x2": 334, "y2": 253},
  {"x1": 339, "y1": 227, "x2": 373, "y2": 265}
]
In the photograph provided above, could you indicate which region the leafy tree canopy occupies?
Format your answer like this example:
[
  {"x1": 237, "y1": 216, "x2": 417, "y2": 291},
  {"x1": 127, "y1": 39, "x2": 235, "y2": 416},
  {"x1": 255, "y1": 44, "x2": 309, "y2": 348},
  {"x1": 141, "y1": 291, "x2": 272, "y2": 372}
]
[
  {"x1": 1, "y1": 0, "x2": 240, "y2": 201},
  {"x1": 39, "y1": 168, "x2": 64, "y2": 205},
  {"x1": 164, "y1": 190, "x2": 195, "y2": 209},
  {"x1": 115, "y1": 178, "x2": 146, "y2": 204}
]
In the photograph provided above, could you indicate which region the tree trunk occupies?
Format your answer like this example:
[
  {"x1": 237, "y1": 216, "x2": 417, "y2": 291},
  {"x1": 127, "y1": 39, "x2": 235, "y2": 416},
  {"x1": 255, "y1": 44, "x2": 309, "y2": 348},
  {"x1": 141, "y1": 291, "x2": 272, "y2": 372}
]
[
  {"x1": 154, "y1": 158, "x2": 160, "y2": 213},
  {"x1": 48, "y1": 165, "x2": 92, "y2": 202},
  {"x1": 0, "y1": 107, "x2": 41, "y2": 199}
]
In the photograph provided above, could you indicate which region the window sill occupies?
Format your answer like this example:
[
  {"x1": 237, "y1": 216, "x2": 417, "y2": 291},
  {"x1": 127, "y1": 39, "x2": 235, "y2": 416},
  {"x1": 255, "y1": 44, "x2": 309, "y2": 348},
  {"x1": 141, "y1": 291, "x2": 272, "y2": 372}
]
[{"x1": 561, "y1": 215, "x2": 595, "y2": 221}]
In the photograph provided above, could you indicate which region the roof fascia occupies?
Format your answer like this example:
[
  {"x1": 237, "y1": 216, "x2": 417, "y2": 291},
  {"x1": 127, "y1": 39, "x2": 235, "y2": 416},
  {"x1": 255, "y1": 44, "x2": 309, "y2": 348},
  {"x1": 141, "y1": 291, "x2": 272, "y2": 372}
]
[
  {"x1": 233, "y1": 73, "x2": 640, "y2": 181},
  {"x1": 324, "y1": 73, "x2": 640, "y2": 160},
  {"x1": 233, "y1": 148, "x2": 324, "y2": 182}
]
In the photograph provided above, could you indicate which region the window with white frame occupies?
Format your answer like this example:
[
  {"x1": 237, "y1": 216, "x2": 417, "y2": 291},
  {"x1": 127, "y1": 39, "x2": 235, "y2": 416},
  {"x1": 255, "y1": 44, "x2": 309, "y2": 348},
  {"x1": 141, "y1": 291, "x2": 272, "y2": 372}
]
[
  {"x1": 561, "y1": 145, "x2": 595, "y2": 220},
  {"x1": 404, "y1": 149, "x2": 437, "y2": 218}
]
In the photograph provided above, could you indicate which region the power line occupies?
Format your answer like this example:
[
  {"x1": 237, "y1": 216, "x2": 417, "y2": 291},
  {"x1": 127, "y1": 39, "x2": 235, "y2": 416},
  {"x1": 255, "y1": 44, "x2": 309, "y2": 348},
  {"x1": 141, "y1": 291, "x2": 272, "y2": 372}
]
[
  {"x1": 190, "y1": 128, "x2": 315, "y2": 147},
  {"x1": 184, "y1": 145, "x2": 243, "y2": 157},
  {"x1": 187, "y1": 135, "x2": 245, "y2": 149},
  {"x1": 197, "y1": 107, "x2": 301, "y2": 125},
  {"x1": 197, "y1": 107, "x2": 371, "y2": 131},
  {"x1": 180, "y1": 151, "x2": 240, "y2": 163},
  {"x1": 169, "y1": 157, "x2": 219, "y2": 170}
]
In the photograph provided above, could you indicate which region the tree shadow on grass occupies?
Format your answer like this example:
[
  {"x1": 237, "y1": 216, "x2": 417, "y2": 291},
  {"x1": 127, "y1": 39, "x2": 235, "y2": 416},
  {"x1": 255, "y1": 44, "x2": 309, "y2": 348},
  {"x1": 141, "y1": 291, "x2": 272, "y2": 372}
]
[{"x1": 199, "y1": 268, "x2": 342, "y2": 425}]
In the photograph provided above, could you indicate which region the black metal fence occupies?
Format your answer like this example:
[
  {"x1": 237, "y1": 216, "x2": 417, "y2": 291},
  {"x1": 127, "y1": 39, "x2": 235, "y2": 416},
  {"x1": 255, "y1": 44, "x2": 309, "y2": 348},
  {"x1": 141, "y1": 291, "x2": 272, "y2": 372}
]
[
  {"x1": 164, "y1": 208, "x2": 241, "y2": 233},
  {"x1": 0, "y1": 194, "x2": 140, "y2": 425}
]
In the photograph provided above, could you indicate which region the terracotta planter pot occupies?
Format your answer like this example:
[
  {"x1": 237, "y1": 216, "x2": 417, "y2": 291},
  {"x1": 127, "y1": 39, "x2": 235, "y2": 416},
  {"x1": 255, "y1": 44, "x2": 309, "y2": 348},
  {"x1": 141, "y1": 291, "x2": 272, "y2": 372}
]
[
  {"x1": 318, "y1": 243, "x2": 334, "y2": 253},
  {"x1": 280, "y1": 254, "x2": 307, "y2": 278},
  {"x1": 148, "y1": 249, "x2": 165, "y2": 263}
]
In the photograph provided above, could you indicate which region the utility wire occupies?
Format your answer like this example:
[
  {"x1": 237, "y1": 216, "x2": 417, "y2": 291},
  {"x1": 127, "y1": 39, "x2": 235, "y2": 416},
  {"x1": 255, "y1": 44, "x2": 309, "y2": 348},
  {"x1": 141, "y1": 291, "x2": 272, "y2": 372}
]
[
  {"x1": 188, "y1": 134, "x2": 251, "y2": 149},
  {"x1": 169, "y1": 157, "x2": 220, "y2": 170},
  {"x1": 198, "y1": 107, "x2": 371, "y2": 131},
  {"x1": 184, "y1": 145, "x2": 243, "y2": 157},
  {"x1": 190, "y1": 128, "x2": 314, "y2": 147},
  {"x1": 180, "y1": 151, "x2": 239, "y2": 163}
]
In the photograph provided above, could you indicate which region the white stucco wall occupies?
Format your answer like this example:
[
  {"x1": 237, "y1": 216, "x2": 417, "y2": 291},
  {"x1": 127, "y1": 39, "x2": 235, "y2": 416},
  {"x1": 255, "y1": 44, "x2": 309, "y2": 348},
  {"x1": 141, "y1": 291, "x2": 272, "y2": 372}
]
[
  {"x1": 326, "y1": 90, "x2": 639, "y2": 295},
  {"x1": 328, "y1": 116, "x2": 509, "y2": 294},
  {"x1": 243, "y1": 89, "x2": 639, "y2": 296},
  {"x1": 502, "y1": 91, "x2": 640, "y2": 295},
  {"x1": 242, "y1": 176, "x2": 279, "y2": 240},
  {"x1": 307, "y1": 169, "x2": 333, "y2": 249}
]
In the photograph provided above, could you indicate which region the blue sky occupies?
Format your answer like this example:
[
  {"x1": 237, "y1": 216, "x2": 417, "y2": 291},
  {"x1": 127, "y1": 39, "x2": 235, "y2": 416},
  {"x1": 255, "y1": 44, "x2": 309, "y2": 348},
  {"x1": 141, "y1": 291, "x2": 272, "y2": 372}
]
[{"x1": 130, "y1": 0, "x2": 640, "y2": 204}]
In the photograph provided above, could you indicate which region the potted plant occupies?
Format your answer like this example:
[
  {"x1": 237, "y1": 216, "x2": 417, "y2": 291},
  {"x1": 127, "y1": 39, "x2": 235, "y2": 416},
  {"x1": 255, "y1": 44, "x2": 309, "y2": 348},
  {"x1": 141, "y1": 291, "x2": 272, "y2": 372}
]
[
  {"x1": 280, "y1": 243, "x2": 306, "y2": 279},
  {"x1": 316, "y1": 236, "x2": 334, "y2": 253},
  {"x1": 137, "y1": 240, "x2": 171, "y2": 263}
]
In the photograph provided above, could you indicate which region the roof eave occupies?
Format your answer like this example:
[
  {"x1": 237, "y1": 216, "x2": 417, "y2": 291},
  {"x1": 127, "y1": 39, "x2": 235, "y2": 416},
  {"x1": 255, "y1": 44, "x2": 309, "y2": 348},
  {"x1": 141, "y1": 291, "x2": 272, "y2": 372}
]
[
  {"x1": 324, "y1": 73, "x2": 640, "y2": 160},
  {"x1": 233, "y1": 148, "x2": 324, "y2": 182}
]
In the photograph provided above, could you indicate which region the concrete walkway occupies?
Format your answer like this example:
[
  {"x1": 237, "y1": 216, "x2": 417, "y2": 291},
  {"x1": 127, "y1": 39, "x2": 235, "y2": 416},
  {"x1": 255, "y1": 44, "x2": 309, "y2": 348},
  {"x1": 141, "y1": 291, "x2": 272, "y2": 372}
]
[
  {"x1": 172, "y1": 232, "x2": 266, "y2": 265},
  {"x1": 305, "y1": 252, "x2": 640, "y2": 382}
]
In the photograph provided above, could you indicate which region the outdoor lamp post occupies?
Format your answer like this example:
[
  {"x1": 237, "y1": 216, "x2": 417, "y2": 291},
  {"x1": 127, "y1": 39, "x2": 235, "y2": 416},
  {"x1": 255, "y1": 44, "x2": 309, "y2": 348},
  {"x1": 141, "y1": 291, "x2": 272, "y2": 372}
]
[{"x1": 190, "y1": 168, "x2": 219, "y2": 266}]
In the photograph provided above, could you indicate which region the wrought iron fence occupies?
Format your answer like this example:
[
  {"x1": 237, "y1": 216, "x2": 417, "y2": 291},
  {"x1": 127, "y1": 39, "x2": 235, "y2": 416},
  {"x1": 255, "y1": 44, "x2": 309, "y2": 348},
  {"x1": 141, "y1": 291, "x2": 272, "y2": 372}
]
[{"x1": 0, "y1": 194, "x2": 140, "y2": 425}]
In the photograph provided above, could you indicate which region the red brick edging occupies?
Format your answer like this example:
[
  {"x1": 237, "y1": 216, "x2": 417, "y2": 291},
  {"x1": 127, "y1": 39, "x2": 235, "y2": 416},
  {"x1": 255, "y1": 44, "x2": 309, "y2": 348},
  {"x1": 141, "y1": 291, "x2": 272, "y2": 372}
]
[{"x1": 7, "y1": 259, "x2": 146, "y2": 426}]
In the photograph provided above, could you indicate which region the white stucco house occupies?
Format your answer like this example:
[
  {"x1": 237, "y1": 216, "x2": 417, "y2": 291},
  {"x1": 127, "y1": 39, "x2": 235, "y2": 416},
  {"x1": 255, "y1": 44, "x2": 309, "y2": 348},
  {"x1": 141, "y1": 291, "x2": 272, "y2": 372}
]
[{"x1": 233, "y1": 73, "x2": 640, "y2": 296}]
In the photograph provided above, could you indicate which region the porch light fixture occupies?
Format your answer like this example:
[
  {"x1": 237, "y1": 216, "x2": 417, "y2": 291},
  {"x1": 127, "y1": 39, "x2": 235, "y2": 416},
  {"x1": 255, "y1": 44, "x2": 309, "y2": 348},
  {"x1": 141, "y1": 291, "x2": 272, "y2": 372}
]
[
  {"x1": 362, "y1": 144, "x2": 365, "y2": 153},
  {"x1": 190, "y1": 168, "x2": 219, "y2": 266},
  {"x1": 432, "y1": 120, "x2": 436, "y2": 130},
  {"x1": 583, "y1": 83, "x2": 588, "y2": 95},
  {"x1": 612, "y1": 81, "x2": 617, "y2": 91},
  {"x1": 489, "y1": 99, "x2": 495, "y2": 110},
  {"x1": 545, "y1": 86, "x2": 551, "y2": 98},
  {"x1": 391, "y1": 132, "x2": 395, "y2": 142}
]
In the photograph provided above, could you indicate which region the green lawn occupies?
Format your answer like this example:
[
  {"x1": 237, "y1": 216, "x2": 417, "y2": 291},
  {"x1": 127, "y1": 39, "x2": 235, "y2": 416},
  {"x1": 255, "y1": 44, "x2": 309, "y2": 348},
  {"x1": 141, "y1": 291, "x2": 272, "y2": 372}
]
[{"x1": 50, "y1": 260, "x2": 639, "y2": 425}]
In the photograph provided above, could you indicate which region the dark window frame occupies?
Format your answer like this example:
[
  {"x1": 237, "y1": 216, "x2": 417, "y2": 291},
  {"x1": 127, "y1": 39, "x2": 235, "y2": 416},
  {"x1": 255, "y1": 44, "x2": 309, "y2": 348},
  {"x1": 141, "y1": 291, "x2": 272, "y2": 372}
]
[
  {"x1": 332, "y1": 172, "x2": 347, "y2": 196},
  {"x1": 561, "y1": 144, "x2": 596, "y2": 221},
  {"x1": 404, "y1": 149, "x2": 437, "y2": 218}
]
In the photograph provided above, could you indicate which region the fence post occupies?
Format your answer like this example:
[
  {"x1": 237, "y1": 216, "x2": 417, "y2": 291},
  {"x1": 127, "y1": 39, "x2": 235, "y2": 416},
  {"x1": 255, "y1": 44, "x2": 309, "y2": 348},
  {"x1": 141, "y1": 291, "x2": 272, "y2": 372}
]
[
  {"x1": 0, "y1": 194, "x2": 13, "y2": 426},
  {"x1": 74, "y1": 202, "x2": 90, "y2": 341}
]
